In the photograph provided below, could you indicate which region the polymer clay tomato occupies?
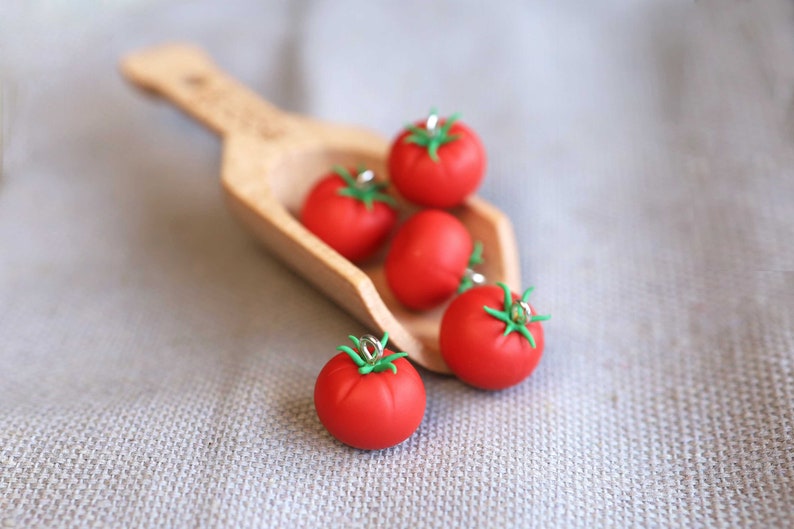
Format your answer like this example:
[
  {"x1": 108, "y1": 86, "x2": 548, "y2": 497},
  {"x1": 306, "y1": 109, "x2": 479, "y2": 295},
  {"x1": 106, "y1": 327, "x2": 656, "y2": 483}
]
[
  {"x1": 440, "y1": 282, "x2": 550, "y2": 390},
  {"x1": 314, "y1": 333, "x2": 426, "y2": 450},
  {"x1": 384, "y1": 210, "x2": 484, "y2": 311},
  {"x1": 301, "y1": 165, "x2": 397, "y2": 262},
  {"x1": 388, "y1": 109, "x2": 486, "y2": 209}
]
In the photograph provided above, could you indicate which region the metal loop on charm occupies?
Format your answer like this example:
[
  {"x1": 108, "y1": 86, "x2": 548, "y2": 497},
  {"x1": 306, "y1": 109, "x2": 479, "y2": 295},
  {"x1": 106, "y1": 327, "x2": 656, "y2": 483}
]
[
  {"x1": 510, "y1": 300, "x2": 531, "y2": 325},
  {"x1": 465, "y1": 268, "x2": 486, "y2": 287},
  {"x1": 426, "y1": 112, "x2": 439, "y2": 133},
  {"x1": 356, "y1": 169, "x2": 375, "y2": 186},
  {"x1": 358, "y1": 334, "x2": 384, "y2": 365}
]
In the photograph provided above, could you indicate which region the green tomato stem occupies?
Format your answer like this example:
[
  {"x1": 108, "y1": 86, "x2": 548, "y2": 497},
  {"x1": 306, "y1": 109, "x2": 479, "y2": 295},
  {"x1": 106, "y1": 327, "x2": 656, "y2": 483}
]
[
  {"x1": 482, "y1": 282, "x2": 550, "y2": 347},
  {"x1": 403, "y1": 109, "x2": 462, "y2": 162},
  {"x1": 335, "y1": 332, "x2": 408, "y2": 375},
  {"x1": 458, "y1": 242, "x2": 485, "y2": 293},
  {"x1": 333, "y1": 165, "x2": 397, "y2": 211}
]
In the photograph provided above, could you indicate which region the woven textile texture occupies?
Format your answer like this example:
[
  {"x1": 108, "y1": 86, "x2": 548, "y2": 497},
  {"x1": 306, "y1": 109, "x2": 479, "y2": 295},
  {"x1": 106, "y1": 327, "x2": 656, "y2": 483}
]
[{"x1": 1, "y1": 0, "x2": 793, "y2": 527}]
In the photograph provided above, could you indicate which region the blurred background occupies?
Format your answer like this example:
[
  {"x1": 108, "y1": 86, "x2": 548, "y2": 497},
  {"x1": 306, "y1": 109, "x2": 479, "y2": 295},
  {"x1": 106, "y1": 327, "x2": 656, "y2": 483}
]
[{"x1": 1, "y1": 1, "x2": 793, "y2": 527}]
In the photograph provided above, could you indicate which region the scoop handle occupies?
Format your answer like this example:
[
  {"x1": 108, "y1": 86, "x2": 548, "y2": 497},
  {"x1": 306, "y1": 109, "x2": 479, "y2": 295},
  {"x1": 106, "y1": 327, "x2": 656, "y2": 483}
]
[{"x1": 121, "y1": 44, "x2": 290, "y2": 137}]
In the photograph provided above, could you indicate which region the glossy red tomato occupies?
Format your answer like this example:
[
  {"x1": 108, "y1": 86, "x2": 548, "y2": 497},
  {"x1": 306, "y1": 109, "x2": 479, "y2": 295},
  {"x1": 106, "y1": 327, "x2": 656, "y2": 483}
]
[
  {"x1": 384, "y1": 210, "x2": 482, "y2": 311},
  {"x1": 440, "y1": 283, "x2": 550, "y2": 390},
  {"x1": 314, "y1": 333, "x2": 426, "y2": 450},
  {"x1": 301, "y1": 166, "x2": 397, "y2": 262},
  {"x1": 388, "y1": 110, "x2": 486, "y2": 209}
]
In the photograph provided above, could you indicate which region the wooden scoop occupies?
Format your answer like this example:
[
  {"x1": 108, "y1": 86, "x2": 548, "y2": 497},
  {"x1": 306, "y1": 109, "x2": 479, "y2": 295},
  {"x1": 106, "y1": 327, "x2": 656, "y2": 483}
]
[{"x1": 120, "y1": 44, "x2": 520, "y2": 373}]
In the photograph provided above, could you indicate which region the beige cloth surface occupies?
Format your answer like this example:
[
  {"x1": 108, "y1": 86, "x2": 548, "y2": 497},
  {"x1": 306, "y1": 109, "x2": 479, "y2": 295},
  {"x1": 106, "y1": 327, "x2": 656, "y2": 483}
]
[{"x1": 1, "y1": 0, "x2": 793, "y2": 527}]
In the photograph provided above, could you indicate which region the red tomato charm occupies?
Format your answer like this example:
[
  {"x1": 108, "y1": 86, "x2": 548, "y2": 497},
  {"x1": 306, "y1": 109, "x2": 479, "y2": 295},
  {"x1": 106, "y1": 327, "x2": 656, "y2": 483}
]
[
  {"x1": 388, "y1": 110, "x2": 486, "y2": 209},
  {"x1": 301, "y1": 166, "x2": 398, "y2": 262},
  {"x1": 384, "y1": 210, "x2": 484, "y2": 311},
  {"x1": 440, "y1": 282, "x2": 551, "y2": 390},
  {"x1": 314, "y1": 333, "x2": 426, "y2": 450}
]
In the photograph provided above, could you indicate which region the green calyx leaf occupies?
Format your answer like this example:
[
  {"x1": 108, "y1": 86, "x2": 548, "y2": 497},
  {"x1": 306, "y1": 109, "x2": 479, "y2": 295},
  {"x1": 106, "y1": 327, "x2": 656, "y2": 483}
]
[
  {"x1": 333, "y1": 165, "x2": 397, "y2": 211},
  {"x1": 457, "y1": 241, "x2": 484, "y2": 294},
  {"x1": 403, "y1": 108, "x2": 462, "y2": 162},
  {"x1": 482, "y1": 282, "x2": 550, "y2": 348},
  {"x1": 335, "y1": 332, "x2": 409, "y2": 375},
  {"x1": 468, "y1": 241, "x2": 483, "y2": 267}
]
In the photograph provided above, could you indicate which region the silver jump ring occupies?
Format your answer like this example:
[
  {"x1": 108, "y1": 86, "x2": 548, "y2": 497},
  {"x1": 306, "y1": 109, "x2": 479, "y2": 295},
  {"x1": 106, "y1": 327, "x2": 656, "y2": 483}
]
[
  {"x1": 465, "y1": 268, "x2": 486, "y2": 287},
  {"x1": 356, "y1": 169, "x2": 375, "y2": 186},
  {"x1": 510, "y1": 300, "x2": 531, "y2": 325},
  {"x1": 358, "y1": 334, "x2": 384, "y2": 365},
  {"x1": 426, "y1": 112, "x2": 439, "y2": 133}
]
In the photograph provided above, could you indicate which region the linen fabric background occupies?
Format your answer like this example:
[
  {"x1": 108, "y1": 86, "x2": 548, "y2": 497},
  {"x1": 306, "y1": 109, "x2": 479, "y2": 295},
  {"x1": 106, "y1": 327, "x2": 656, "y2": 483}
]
[{"x1": 1, "y1": 1, "x2": 793, "y2": 527}]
